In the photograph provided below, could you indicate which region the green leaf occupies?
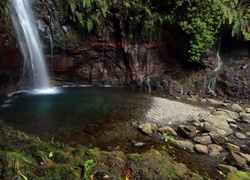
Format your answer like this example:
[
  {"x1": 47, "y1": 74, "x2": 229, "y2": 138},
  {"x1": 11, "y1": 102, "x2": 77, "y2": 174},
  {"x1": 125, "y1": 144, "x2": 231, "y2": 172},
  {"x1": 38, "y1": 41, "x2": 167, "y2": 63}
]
[{"x1": 49, "y1": 151, "x2": 53, "y2": 158}]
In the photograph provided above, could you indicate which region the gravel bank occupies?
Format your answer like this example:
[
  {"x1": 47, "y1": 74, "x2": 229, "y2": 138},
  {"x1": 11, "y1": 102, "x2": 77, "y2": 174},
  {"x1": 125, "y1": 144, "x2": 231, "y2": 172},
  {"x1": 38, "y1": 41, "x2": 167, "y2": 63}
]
[{"x1": 145, "y1": 97, "x2": 210, "y2": 126}]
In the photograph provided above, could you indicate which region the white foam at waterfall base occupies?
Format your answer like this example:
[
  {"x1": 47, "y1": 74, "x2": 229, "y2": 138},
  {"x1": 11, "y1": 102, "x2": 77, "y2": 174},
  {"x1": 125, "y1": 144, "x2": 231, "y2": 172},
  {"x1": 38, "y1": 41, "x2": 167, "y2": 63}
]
[{"x1": 31, "y1": 88, "x2": 60, "y2": 95}]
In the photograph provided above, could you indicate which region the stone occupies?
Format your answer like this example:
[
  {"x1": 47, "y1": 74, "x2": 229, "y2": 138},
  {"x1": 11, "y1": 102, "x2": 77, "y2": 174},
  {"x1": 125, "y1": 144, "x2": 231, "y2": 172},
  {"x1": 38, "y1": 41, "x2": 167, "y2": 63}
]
[
  {"x1": 231, "y1": 103, "x2": 243, "y2": 112},
  {"x1": 245, "y1": 108, "x2": 250, "y2": 113},
  {"x1": 208, "y1": 144, "x2": 223, "y2": 156},
  {"x1": 187, "y1": 96, "x2": 197, "y2": 103},
  {"x1": 204, "y1": 115, "x2": 233, "y2": 136},
  {"x1": 208, "y1": 144, "x2": 224, "y2": 152},
  {"x1": 207, "y1": 98, "x2": 222, "y2": 105},
  {"x1": 188, "y1": 119, "x2": 200, "y2": 127},
  {"x1": 200, "y1": 98, "x2": 207, "y2": 103},
  {"x1": 225, "y1": 152, "x2": 247, "y2": 168},
  {"x1": 246, "y1": 132, "x2": 250, "y2": 136},
  {"x1": 158, "y1": 126, "x2": 177, "y2": 136},
  {"x1": 138, "y1": 122, "x2": 157, "y2": 135},
  {"x1": 193, "y1": 135, "x2": 212, "y2": 145},
  {"x1": 216, "y1": 108, "x2": 240, "y2": 120},
  {"x1": 238, "y1": 152, "x2": 250, "y2": 165},
  {"x1": 217, "y1": 164, "x2": 238, "y2": 174},
  {"x1": 178, "y1": 125, "x2": 197, "y2": 138},
  {"x1": 176, "y1": 140, "x2": 194, "y2": 152},
  {"x1": 209, "y1": 132, "x2": 227, "y2": 145},
  {"x1": 234, "y1": 132, "x2": 247, "y2": 140},
  {"x1": 241, "y1": 113, "x2": 250, "y2": 123},
  {"x1": 194, "y1": 144, "x2": 208, "y2": 154},
  {"x1": 229, "y1": 123, "x2": 238, "y2": 129},
  {"x1": 226, "y1": 143, "x2": 241, "y2": 153}
]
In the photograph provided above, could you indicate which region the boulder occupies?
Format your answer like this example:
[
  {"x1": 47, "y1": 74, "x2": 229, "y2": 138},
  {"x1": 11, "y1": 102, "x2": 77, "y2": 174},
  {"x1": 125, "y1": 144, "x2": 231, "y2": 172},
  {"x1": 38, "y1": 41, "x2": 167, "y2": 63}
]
[
  {"x1": 209, "y1": 132, "x2": 227, "y2": 145},
  {"x1": 245, "y1": 108, "x2": 250, "y2": 113},
  {"x1": 158, "y1": 126, "x2": 177, "y2": 136},
  {"x1": 238, "y1": 152, "x2": 250, "y2": 165},
  {"x1": 178, "y1": 125, "x2": 197, "y2": 138},
  {"x1": 216, "y1": 108, "x2": 240, "y2": 120},
  {"x1": 231, "y1": 103, "x2": 243, "y2": 113},
  {"x1": 225, "y1": 152, "x2": 247, "y2": 168},
  {"x1": 204, "y1": 115, "x2": 233, "y2": 136},
  {"x1": 241, "y1": 113, "x2": 250, "y2": 123},
  {"x1": 208, "y1": 144, "x2": 223, "y2": 156},
  {"x1": 218, "y1": 164, "x2": 238, "y2": 174},
  {"x1": 226, "y1": 143, "x2": 241, "y2": 153},
  {"x1": 194, "y1": 144, "x2": 208, "y2": 154},
  {"x1": 193, "y1": 135, "x2": 212, "y2": 145},
  {"x1": 138, "y1": 122, "x2": 157, "y2": 135},
  {"x1": 176, "y1": 140, "x2": 194, "y2": 152}
]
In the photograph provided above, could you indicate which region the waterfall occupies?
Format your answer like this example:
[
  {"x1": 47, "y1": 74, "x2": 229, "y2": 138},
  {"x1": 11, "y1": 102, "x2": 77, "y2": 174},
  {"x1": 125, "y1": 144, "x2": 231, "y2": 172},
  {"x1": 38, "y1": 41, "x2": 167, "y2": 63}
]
[
  {"x1": 11, "y1": 0, "x2": 51, "y2": 89},
  {"x1": 213, "y1": 37, "x2": 222, "y2": 72},
  {"x1": 146, "y1": 30, "x2": 152, "y2": 92}
]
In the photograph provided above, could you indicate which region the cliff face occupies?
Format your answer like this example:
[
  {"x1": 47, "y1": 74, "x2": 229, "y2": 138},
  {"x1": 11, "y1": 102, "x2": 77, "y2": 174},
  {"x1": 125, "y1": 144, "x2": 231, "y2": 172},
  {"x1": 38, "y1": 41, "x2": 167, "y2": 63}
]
[{"x1": 0, "y1": 27, "x2": 22, "y2": 94}]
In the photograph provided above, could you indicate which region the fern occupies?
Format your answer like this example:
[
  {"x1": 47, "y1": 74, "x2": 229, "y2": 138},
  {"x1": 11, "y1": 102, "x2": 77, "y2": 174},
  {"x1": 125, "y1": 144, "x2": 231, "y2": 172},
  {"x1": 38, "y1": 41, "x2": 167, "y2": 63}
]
[
  {"x1": 86, "y1": 18, "x2": 93, "y2": 32},
  {"x1": 75, "y1": 11, "x2": 85, "y2": 27},
  {"x1": 69, "y1": 1, "x2": 76, "y2": 13}
]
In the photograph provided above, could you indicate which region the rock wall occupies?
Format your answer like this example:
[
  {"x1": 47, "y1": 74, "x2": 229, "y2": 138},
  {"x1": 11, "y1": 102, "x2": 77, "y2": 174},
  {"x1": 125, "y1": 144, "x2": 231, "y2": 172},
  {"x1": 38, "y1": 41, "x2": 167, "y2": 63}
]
[{"x1": 0, "y1": 27, "x2": 22, "y2": 94}]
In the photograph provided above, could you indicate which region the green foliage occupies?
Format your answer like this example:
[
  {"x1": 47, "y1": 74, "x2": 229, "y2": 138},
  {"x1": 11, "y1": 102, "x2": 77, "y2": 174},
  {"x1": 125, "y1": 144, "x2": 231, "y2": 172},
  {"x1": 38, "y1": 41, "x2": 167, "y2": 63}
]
[
  {"x1": 52, "y1": 0, "x2": 250, "y2": 61},
  {"x1": 171, "y1": 0, "x2": 222, "y2": 61},
  {"x1": 221, "y1": 0, "x2": 250, "y2": 40},
  {"x1": 83, "y1": 159, "x2": 95, "y2": 180},
  {"x1": 0, "y1": 0, "x2": 9, "y2": 25}
]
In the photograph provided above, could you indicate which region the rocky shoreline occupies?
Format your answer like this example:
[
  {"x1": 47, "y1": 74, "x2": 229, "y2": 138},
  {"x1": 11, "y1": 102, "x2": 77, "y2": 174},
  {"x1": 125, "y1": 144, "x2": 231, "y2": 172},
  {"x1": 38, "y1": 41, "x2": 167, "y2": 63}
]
[{"x1": 136, "y1": 95, "x2": 250, "y2": 178}]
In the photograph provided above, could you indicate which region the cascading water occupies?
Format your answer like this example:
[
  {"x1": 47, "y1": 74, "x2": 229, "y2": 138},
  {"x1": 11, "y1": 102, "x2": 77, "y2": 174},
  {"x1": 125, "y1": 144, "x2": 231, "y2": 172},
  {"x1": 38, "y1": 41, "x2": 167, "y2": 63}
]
[
  {"x1": 11, "y1": 0, "x2": 51, "y2": 90},
  {"x1": 213, "y1": 37, "x2": 222, "y2": 72},
  {"x1": 207, "y1": 37, "x2": 222, "y2": 96},
  {"x1": 146, "y1": 30, "x2": 152, "y2": 92}
]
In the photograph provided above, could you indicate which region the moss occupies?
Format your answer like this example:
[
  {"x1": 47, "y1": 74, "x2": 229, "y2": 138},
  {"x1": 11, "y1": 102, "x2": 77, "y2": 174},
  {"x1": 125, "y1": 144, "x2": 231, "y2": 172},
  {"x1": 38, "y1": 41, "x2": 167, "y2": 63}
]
[
  {"x1": 226, "y1": 171, "x2": 250, "y2": 180},
  {"x1": 0, "y1": 121, "x2": 202, "y2": 179}
]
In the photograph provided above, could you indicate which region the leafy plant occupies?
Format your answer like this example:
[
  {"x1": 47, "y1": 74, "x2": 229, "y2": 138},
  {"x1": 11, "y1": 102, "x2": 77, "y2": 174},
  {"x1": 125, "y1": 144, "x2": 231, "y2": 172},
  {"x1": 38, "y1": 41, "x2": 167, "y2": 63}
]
[{"x1": 83, "y1": 159, "x2": 95, "y2": 180}]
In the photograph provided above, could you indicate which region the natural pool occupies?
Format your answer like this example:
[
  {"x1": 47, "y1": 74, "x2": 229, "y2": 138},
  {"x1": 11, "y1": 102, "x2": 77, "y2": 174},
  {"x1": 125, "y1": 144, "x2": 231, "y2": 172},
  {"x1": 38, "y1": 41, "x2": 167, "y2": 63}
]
[
  {"x1": 0, "y1": 86, "x2": 154, "y2": 151},
  {"x1": 0, "y1": 86, "x2": 223, "y2": 179}
]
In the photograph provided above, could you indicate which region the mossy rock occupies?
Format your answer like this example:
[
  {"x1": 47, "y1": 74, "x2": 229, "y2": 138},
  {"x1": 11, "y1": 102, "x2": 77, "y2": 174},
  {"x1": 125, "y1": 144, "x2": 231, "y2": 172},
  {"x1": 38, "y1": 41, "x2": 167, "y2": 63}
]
[{"x1": 226, "y1": 171, "x2": 250, "y2": 180}]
